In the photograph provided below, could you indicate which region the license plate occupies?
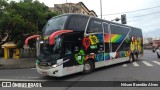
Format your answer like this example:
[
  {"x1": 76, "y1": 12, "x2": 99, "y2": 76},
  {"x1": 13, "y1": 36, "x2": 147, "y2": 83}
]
[{"x1": 41, "y1": 71, "x2": 47, "y2": 76}]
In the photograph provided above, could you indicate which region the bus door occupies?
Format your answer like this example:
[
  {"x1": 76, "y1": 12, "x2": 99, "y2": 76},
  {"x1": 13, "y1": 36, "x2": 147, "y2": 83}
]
[{"x1": 86, "y1": 18, "x2": 105, "y2": 68}]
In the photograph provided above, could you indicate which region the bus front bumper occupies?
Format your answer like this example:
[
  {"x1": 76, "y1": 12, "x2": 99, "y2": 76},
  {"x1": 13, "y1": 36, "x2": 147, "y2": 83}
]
[{"x1": 36, "y1": 64, "x2": 62, "y2": 77}]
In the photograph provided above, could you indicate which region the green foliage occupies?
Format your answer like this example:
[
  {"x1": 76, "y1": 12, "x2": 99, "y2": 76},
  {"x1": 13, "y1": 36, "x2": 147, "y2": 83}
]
[{"x1": 0, "y1": 0, "x2": 59, "y2": 48}]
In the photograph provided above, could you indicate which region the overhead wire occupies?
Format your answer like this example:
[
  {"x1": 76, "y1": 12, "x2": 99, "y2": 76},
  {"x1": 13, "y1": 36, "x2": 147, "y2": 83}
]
[
  {"x1": 127, "y1": 11, "x2": 160, "y2": 18},
  {"x1": 98, "y1": 5, "x2": 160, "y2": 16}
]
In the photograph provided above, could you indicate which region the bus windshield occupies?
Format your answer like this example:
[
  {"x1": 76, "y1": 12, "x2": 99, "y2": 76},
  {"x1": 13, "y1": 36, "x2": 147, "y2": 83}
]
[
  {"x1": 42, "y1": 16, "x2": 68, "y2": 35},
  {"x1": 37, "y1": 37, "x2": 62, "y2": 62}
]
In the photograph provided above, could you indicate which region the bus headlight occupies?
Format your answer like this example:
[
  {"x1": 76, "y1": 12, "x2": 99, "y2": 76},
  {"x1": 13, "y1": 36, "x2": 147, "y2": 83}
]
[{"x1": 52, "y1": 64, "x2": 58, "y2": 68}]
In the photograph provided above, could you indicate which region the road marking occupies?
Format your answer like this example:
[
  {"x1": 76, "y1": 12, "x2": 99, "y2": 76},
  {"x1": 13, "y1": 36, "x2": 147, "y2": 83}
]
[
  {"x1": 122, "y1": 64, "x2": 127, "y2": 67},
  {"x1": 142, "y1": 61, "x2": 153, "y2": 66},
  {"x1": 153, "y1": 61, "x2": 160, "y2": 65},
  {"x1": 0, "y1": 79, "x2": 47, "y2": 81},
  {"x1": 133, "y1": 62, "x2": 139, "y2": 66}
]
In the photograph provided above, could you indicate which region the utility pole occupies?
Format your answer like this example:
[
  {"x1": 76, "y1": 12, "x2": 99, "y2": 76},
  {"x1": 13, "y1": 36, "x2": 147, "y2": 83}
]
[
  {"x1": 66, "y1": 0, "x2": 67, "y2": 3},
  {"x1": 100, "y1": 0, "x2": 102, "y2": 19}
]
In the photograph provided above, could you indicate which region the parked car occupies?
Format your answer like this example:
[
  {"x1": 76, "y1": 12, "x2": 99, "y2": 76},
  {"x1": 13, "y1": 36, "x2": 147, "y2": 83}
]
[{"x1": 152, "y1": 40, "x2": 160, "y2": 53}]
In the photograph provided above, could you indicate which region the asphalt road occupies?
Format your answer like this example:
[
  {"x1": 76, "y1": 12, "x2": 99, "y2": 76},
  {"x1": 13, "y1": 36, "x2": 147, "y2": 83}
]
[{"x1": 0, "y1": 50, "x2": 160, "y2": 90}]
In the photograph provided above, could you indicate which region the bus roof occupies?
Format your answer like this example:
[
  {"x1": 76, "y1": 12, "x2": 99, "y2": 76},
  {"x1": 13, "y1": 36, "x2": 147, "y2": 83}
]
[{"x1": 56, "y1": 13, "x2": 141, "y2": 30}]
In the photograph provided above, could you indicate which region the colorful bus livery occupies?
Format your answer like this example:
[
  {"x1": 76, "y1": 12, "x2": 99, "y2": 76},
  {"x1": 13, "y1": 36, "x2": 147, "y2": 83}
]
[{"x1": 25, "y1": 14, "x2": 143, "y2": 77}]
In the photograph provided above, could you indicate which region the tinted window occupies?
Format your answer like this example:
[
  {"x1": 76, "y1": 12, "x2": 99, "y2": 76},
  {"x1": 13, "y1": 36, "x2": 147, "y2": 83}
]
[
  {"x1": 130, "y1": 28, "x2": 142, "y2": 37},
  {"x1": 110, "y1": 24, "x2": 130, "y2": 36},
  {"x1": 43, "y1": 16, "x2": 68, "y2": 35},
  {"x1": 103, "y1": 23, "x2": 109, "y2": 33},
  {"x1": 63, "y1": 42, "x2": 80, "y2": 56},
  {"x1": 87, "y1": 18, "x2": 103, "y2": 33},
  {"x1": 66, "y1": 15, "x2": 89, "y2": 31}
]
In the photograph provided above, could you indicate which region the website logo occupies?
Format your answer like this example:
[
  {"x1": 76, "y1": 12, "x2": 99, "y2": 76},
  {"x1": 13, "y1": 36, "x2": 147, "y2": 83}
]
[{"x1": 2, "y1": 82, "x2": 11, "y2": 87}]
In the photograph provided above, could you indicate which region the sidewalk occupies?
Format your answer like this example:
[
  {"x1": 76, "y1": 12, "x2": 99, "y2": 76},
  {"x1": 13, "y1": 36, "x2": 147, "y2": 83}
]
[{"x1": 0, "y1": 58, "x2": 36, "y2": 69}]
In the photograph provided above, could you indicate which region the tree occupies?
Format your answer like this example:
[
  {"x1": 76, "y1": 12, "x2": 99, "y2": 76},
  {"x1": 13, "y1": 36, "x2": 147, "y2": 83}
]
[{"x1": 0, "y1": 0, "x2": 59, "y2": 47}]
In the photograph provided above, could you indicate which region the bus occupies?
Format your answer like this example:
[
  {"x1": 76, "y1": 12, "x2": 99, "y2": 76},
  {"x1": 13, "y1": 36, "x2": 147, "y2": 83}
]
[{"x1": 25, "y1": 14, "x2": 143, "y2": 77}]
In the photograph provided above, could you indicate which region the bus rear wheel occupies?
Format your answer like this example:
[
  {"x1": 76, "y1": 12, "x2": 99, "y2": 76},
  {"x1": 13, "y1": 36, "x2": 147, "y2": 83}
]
[
  {"x1": 135, "y1": 53, "x2": 138, "y2": 60},
  {"x1": 129, "y1": 54, "x2": 135, "y2": 62},
  {"x1": 83, "y1": 60, "x2": 94, "y2": 74}
]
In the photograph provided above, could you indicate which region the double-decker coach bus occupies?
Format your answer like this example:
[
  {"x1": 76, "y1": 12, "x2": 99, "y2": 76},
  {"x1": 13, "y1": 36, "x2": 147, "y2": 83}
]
[{"x1": 25, "y1": 14, "x2": 143, "y2": 77}]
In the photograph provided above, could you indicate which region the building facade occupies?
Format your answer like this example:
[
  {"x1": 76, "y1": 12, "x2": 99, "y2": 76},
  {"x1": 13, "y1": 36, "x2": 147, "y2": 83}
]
[{"x1": 50, "y1": 2, "x2": 97, "y2": 17}]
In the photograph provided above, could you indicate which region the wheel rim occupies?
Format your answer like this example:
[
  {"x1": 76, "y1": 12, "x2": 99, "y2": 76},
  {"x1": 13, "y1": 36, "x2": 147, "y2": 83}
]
[{"x1": 84, "y1": 63, "x2": 91, "y2": 71}]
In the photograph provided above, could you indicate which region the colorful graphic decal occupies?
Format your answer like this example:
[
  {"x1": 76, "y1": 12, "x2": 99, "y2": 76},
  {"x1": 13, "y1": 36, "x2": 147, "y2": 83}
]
[
  {"x1": 96, "y1": 53, "x2": 104, "y2": 62},
  {"x1": 104, "y1": 34, "x2": 109, "y2": 43},
  {"x1": 125, "y1": 35, "x2": 131, "y2": 43},
  {"x1": 105, "y1": 53, "x2": 110, "y2": 60},
  {"x1": 104, "y1": 34, "x2": 125, "y2": 43},
  {"x1": 116, "y1": 51, "x2": 130, "y2": 58},
  {"x1": 96, "y1": 34, "x2": 104, "y2": 43},
  {"x1": 81, "y1": 33, "x2": 143, "y2": 63},
  {"x1": 89, "y1": 35, "x2": 98, "y2": 45},
  {"x1": 124, "y1": 51, "x2": 130, "y2": 57},
  {"x1": 85, "y1": 54, "x2": 95, "y2": 60},
  {"x1": 116, "y1": 52, "x2": 120, "y2": 58},
  {"x1": 83, "y1": 37, "x2": 90, "y2": 50},
  {"x1": 75, "y1": 49, "x2": 85, "y2": 65},
  {"x1": 110, "y1": 52, "x2": 117, "y2": 58},
  {"x1": 111, "y1": 34, "x2": 125, "y2": 43},
  {"x1": 90, "y1": 45, "x2": 97, "y2": 49},
  {"x1": 83, "y1": 34, "x2": 103, "y2": 50},
  {"x1": 130, "y1": 37, "x2": 143, "y2": 54}
]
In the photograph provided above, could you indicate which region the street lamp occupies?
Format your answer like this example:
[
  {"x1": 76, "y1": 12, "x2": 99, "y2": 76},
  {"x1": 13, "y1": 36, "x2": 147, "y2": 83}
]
[
  {"x1": 111, "y1": 17, "x2": 120, "y2": 22},
  {"x1": 111, "y1": 14, "x2": 127, "y2": 24}
]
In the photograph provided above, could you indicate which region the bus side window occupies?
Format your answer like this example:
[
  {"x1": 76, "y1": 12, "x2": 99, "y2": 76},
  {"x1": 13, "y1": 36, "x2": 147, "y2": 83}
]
[
  {"x1": 63, "y1": 42, "x2": 80, "y2": 55},
  {"x1": 64, "y1": 43, "x2": 72, "y2": 55},
  {"x1": 103, "y1": 23, "x2": 109, "y2": 33},
  {"x1": 87, "y1": 18, "x2": 103, "y2": 33},
  {"x1": 66, "y1": 15, "x2": 89, "y2": 31}
]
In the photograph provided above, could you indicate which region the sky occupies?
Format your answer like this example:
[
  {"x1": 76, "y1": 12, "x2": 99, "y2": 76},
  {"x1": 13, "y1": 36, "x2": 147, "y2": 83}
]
[{"x1": 12, "y1": 0, "x2": 160, "y2": 38}]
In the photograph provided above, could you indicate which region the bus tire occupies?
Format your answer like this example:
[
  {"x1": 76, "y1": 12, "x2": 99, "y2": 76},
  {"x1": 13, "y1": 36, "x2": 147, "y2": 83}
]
[
  {"x1": 129, "y1": 54, "x2": 135, "y2": 62},
  {"x1": 135, "y1": 52, "x2": 138, "y2": 60},
  {"x1": 83, "y1": 60, "x2": 94, "y2": 74}
]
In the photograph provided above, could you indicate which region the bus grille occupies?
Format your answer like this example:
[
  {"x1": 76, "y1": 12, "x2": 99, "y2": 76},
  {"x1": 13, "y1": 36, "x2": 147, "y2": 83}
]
[{"x1": 37, "y1": 65, "x2": 52, "y2": 70}]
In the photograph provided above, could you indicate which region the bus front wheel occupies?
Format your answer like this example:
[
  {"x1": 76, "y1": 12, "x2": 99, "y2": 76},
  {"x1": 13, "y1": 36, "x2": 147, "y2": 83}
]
[{"x1": 83, "y1": 60, "x2": 94, "y2": 74}]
